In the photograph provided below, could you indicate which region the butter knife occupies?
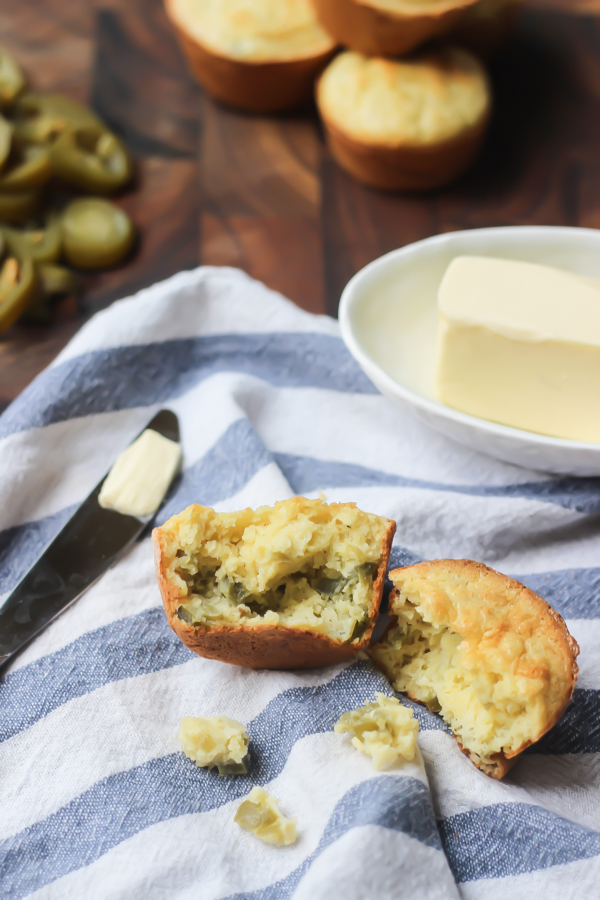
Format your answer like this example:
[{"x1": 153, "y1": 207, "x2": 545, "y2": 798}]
[{"x1": 0, "y1": 408, "x2": 180, "y2": 672}]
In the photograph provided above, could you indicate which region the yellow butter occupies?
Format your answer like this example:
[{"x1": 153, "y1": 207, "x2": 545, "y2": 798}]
[
  {"x1": 235, "y1": 786, "x2": 297, "y2": 846},
  {"x1": 435, "y1": 256, "x2": 600, "y2": 442},
  {"x1": 98, "y1": 428, "x2": 181, "y2": 517},
  {"x1": 179, "y1": 715, "x2": 249, "y2": 773},
  {"x1": 334, "y1": 692, "x2": 419, "y2": 769}
]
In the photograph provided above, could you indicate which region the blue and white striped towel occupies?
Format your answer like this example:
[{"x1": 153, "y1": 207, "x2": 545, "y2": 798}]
[{"x1": 1, "y1": 266, "x2": 599, "y2": 900}]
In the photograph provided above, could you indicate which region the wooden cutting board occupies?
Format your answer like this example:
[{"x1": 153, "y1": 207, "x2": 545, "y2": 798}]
[{"x1": 0, "y1": 0, "x2": 599, "y2": 411}]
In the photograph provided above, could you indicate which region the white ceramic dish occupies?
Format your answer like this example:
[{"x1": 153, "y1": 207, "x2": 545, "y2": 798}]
[{"x1": 339, "y1": 225, "x2": 600, "y2": 475}]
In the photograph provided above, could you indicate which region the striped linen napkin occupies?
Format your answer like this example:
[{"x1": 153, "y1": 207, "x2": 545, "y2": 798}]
[{"x1": 0, "y1": 267, "x2": 599, "y2": 900}]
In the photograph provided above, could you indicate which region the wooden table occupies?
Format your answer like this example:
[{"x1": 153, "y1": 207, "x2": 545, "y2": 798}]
[{"x1": 1, "y1": 0, "x2": 599, "y2": 413}]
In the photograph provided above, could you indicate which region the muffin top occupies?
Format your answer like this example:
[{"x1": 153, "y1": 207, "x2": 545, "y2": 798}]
[
  {"x1": 169, "y1": 0, "x2": 335, "y2": 62},
  {"x1": 318, "y1": 48, "x2": 490, "y2": 146}
]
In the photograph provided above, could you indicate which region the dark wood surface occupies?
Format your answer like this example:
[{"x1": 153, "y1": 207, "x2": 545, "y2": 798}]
[{"x1": 1, "y1": 0, "x2": 599, "y2": 412}]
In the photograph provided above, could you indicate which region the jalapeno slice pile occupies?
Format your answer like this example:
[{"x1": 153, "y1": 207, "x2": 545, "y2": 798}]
[{"x1": 0, "y1": 45, "x2": 137, "y2": 331}]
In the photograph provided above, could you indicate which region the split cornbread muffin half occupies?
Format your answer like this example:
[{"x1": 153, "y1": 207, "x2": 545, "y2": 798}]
[
  {"x1": 369, "y1": 559, "x2": 579, "y2": 778},
  {"x1": 164, "y1": 0, "x2": 336, "y2": 112},
  {"x1": 153, "y1": 498, "x2": 396, "y2": 669}
]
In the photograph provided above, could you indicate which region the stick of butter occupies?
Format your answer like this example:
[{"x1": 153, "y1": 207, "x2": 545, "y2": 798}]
[
  {"x1": 98, "y1": 428, "x2": 181, "y2": 517},
  {"x1": 435, "y1": 256, "x2": 600, "y2": 442}
]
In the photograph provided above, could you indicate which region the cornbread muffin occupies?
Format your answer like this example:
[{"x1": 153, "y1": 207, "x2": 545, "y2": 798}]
[
  {"x1": 164, "y1": 0, "x2": 336, "y2": 112},
  {"x1": 316, "y1": 48, "x2": 491, "y2": 191},
  {"x1": 450, "y1": 0, "x2": 522, "y2": 58},
  {"x1": 334, "y1": 693, "x2": 419, "y2": 769},
  {"x1": 153, "y1": 497, "x2": 395, "y2": 669},
  {"x1": 179, "y1": 715, "x2": 250, "y2": 774},
  {"x1": 235, "y1": 786, "x2": 297, "y2": 846},
  {"x1": 312, "y1": 0, "x2": 481, "y2": 58},
  {"x1": 369, "y1": 560, "x2": 579, "y2": 779}
]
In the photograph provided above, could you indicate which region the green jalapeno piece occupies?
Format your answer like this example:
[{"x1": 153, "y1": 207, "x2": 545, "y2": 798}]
[
  {"x1": 7, "y1": 214, "x2": 62, "y2": 263},
  {"x1": 13, "y1": 93, "x2": 102, "y2": 144},
  {"x1": 0, "y1": 48, "x2": 26, "y2": 110},
  {"x1": 0, "y1": 229, "x2": 38, "y2": 333},
  {"x1": 217, "y1": 754, "x2": 250, "y2": 777},
  {"x1": 61, "y1": 198, "x2": 135, "y2": 269},
  {"x1": 0, "y1": 189, "x2": 41, "y2": 224},
  {"x1": 50, "y1": 126, "x2": 132, "y2": 194},
  {"x1": 0, "y1": 115, "x2": 12, "y2": 172},
  {"x1": 37, "y1": 263, "x2": 80, "y2": 297},
  {"x1": 0, "y1": 144, "x2": 52, "y2": 192}
]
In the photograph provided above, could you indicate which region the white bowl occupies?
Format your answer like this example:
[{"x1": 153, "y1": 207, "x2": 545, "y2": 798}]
[{"x1": 339, "y1": 225, "x2": 600, "y2": 475}]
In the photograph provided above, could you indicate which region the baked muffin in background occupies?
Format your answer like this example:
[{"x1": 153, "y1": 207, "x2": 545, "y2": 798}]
[
  {"x1": 153, "y1": 497, "x2": 395, "y2": 669},
  {"x1": 450, "y1": 0, "x2": 522, "y2": 58},
  {"x1": 165, "y1": 0, "x2": 336, "y2": 113},
  {"x1": 369, "y1": 559, "x2": 579, "y2": 779},
  {"x1": 312, "y1": 0, "x2": 481, "y2": 58},
  {"x1": 316, "y1": 48, "x2": 491, "y2": 191}
]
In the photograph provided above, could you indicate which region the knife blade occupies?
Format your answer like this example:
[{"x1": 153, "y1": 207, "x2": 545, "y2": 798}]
[{"x1": 0, "y1": 408, "x2": 180, "y2": 672}]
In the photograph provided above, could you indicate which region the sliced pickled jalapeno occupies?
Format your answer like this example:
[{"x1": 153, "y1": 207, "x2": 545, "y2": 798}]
[
  {"x1": 37, "y1": 263, "x2": 80, "y2": 297},
  {"x1": 9, "y1": 213, "x2": 62, "y2": 263},
  {"x1": 0, "y1": 230, "x2": 38, "y2": 333},
  {"x1": 0, "y1": 144, "x2": 52, "y2": 193},
  {"x1": 0, "y1": 189, "x2": 41, "y2": 224},
  {"x1": 217, "y1": 754, "x2": 250, "y2": 777},
  {"x1": 61, "y1": 198, "x2": 135, "y2": 269},
  {"x1": 50, "y1": 126, "x2": 132, "y2": 194},
  {"x1": 13, "y1": 93, "x2": 102, "y2": 144},
  {"x1": 0, "y1": 115, "x2": 12, "y2": 172},
  {"x1": 0, "y1": 48, "x2": 26, "y2": 110}
]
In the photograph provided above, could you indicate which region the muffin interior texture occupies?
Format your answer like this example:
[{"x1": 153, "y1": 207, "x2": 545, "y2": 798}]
[
  {"x1": 160, "y1": 499, "x2": 391, "y2": 644},
  {"x1": 169, "y1": 0, "x2": 334, "y2": 60},
  {"x1": 369, "y1": 562, "x2": 577, "y2": 774},
  {"x1": 318, "y1": 48, "x2": 490, "y2": 146}
]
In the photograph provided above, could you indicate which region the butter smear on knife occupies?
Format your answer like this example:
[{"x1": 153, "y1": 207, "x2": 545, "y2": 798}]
[
  {"x1": 99, "y1": 428, "x2": 181, "y2": 517},
  {"x1": 435, "y1": 256, "x2": 600, "y2": 442}
]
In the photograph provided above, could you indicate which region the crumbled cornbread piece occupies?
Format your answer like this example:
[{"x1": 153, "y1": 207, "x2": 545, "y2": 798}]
[
  {"x1": 334, "y1": 692, "x2": 419, "y2": 769},
  {"x1": 179, "y1": 715, "x2": 249, "y2": 775},
  {"x1": 235, "y1": 786, "x2": 297, "y2": 846}
]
